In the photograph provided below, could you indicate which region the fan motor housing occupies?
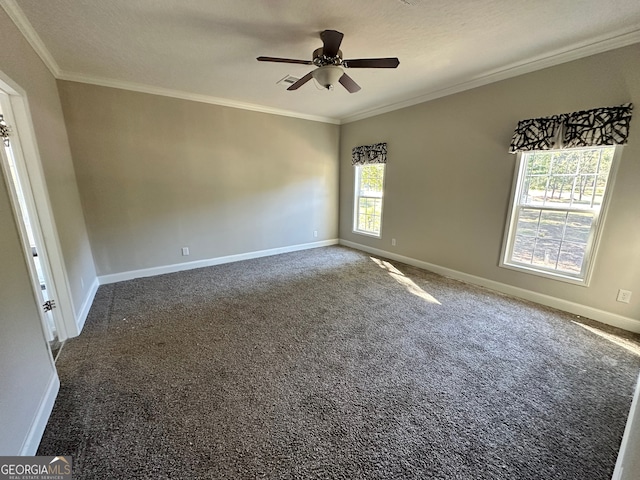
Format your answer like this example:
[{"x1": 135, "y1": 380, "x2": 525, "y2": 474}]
[{"x1": 312, "y1": 47, "x2": 342, "y2": 67}]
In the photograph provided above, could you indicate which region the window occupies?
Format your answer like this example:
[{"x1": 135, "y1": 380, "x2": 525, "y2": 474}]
[
  {"x1": 501, "y1": 146, "x2": 619, "y2": 285},
  {"x1": 353, "y1": 164, "x2": 385, "y2": 237}
]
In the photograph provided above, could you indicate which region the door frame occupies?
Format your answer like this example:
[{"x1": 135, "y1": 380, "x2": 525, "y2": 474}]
[
  {"x1": 0, "y1": 71, "x2": 78, "y2": 341},
  {"x1": 0, "y1": 114, "x2": 57, "y2": 341}
]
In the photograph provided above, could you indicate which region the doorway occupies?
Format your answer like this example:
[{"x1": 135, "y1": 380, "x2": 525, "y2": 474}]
[
  {"x1": 0, "y1": 127, "x2": 56, "y2": 334},
  {"x1": 0, "y1": 82, "x2": 76, "y2": 354}
]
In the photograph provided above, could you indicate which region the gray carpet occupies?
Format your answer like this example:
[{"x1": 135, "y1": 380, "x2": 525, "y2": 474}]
[{"x1": 38, "y1": 246, "x2": 640, "y2": 479}]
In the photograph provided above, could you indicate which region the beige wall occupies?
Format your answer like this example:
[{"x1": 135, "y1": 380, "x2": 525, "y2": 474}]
[
  {"x1": 340, "y1": 43, "x2": 640, "y2": 320},
  {"x1": 57, "y1": 81, "x2": 340, "y2": 276},
  {"x1": 0, "y1": 7, "x2": 93, "y2": 453}
]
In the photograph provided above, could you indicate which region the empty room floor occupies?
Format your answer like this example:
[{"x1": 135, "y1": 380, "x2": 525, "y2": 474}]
[{"x1": 38, "y1": 246, "x2": 640, "y2": 479}]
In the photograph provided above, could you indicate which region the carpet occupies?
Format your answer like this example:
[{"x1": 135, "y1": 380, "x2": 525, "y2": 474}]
[{"x1": 37, "y1": 246, "x2": 640, "y2": 479}]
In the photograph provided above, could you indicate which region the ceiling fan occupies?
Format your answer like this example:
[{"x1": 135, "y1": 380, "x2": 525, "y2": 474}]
[{"x1": 257, "y1": 30, "x2": 400, "y2": 93}]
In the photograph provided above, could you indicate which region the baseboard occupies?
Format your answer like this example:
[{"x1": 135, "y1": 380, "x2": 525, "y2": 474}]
[
  {"x1": 340, "y1": 240, "x2": 640, "y2": 333},
  {"x1": 98, "y1": 239, "x2": 340, "y2": 285},
  {"x1": 19, "y1": 372, "x2": 59, "y2": 456},
  {"x1": 612, "y1": 373, "x2": 640, "y2": 480},
  {"x1": 75, "y1": 277, "x2": 99, "y2": 334}
]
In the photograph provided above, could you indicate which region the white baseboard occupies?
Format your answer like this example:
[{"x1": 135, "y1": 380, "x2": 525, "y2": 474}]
[
  {"x1": 75, "y1": 277, "x2": 99, "y2": 334},
  {"x1": 340, "y1": 240, "x2": 640, "y2": 333},
  {"x1": 19, "y1": 372, "x2": 59, "y2": 456},
  {"x1": 612, "y1": 373, "x2": 640, "y2": 480},
  {"x1": 98, "y1": 239, "x2": 340, "y2": 285}
]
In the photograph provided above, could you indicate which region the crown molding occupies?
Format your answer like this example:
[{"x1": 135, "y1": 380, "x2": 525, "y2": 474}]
[
  {"x1": 0, "y1": 0, "x2": 61, "y2": 77},
  {"x1": 57, "y1": 72, "x2": 341, "y2": 124},
  {"x1": 341, "y1": 28, "x2": 640, "y2": 124},
  {"x1": 1, "y1": 0, "x2": 339, "y2": 124},
  {"x1": 3, "y1": 0, "x2": 639, "y2": 126}
]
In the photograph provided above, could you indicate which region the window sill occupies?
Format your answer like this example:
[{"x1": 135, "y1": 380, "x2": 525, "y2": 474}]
[
  {"x1": 352, "y1": 230, "x2": 382, "y2": 239},
  {"x1": 499, "y1": 261, "x2": 590, "y2": 287}
]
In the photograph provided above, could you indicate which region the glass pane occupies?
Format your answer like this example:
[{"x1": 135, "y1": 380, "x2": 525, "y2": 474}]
[
  {"x1": 356, "y1": 197, "x2": 382, "y2": 235},
  {"x1": 564, "y1": 212, "x2": 593, "y2": 243},
  {"x1": 516, "y1": 208, "x2": 540, "y2": 237},
  {"x1": 538, "y1": 211, "x2": 567, "y2": 240},
  {"x1": 551, "y1": 150, "x2": 579, "y2": 175},
  {"x1": 359, "y1": 164, "x2": 385, "y2": 194},
  {"x1": 527, "y1": 152, "x2": 552, "y2": 175},
  {"x1": 358, "y1": 214, "x2": 366, "y2": 230},
  {"x1": 557, "y1": 242, "x2": 586, "y2": 274},
  {"x1": 592, "y1": 174, "x2": 608, "y2": 206},
  {"x1": 372, "y1": 199, "x2": 380, "y2": 216},
  {"x1": 532, "y1": 238, "x2": 561, "y2": 269},
  {"x1": 526, "y1": 154, "x2": 550, "y2": 204},
  {"x1": 544, "y1": 176, "x2": 576, "y2": 206},
  {"x1": 599, "y1": 148, "x2": 613, "y2": 175},
  {"x1": 372, "y1": 198, "x2": 382, "y2": 220},
  {"x1": 579, "y1": 149, "x2": 600, "y2": 175},
  {"x1": 512, "y1": 235, "x2": 535, "y2": 263},
  {"x1": 521, "y1": 176, "x2": 547, "y2": 205},
  {"x1": 572, "y1": 175, "x2": 595, "y2": 206}
]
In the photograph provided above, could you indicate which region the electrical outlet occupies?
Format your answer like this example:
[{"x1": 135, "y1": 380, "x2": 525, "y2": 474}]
[
  {"x1": 313, "y1": 230, "x2": 318, "y2": 238},
  {"x1": 617, "y1": 289, "x2": 632, "y2": 303},
  {"x1": 181, "y1": 247, "x2": 190, "y2": 256},
  {"x1": 391, "y1": 238, "x2": 397, "y2": 246}
]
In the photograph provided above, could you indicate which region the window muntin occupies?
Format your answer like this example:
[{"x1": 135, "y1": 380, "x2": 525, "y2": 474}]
[
  {"x1": 353, "y1": 164, "x2": 385, "y2": 237},
  {"x1": 501, "y1": 146, "x2": 618, "y2": 284}
]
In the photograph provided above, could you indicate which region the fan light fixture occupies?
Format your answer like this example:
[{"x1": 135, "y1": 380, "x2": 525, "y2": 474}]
[
  {"x1": 257, "y1": 30, "x2": 399, "y2": 93},
  {"x1": 312, "y1": 65, "x2": 343, "y2": 90}
]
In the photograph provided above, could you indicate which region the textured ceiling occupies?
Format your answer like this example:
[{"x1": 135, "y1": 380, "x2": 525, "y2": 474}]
[{"x1": 5, "y1": 0, "x2": 640, "y2": 122}]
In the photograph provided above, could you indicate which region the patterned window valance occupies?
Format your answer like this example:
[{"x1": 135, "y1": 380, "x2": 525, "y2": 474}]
[
  {"x1": 509, "y1": 103, "x2": 633, "y2": 153},
  {"x1": 352, "y1": 142, "x2": 387, "y2": 165},
  {"x1": 0, "y1": 114, "x2": 10, "y2": 147}
]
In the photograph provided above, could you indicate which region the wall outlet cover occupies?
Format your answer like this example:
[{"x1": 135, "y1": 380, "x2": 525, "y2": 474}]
[{"x1": 617, "y1": 289, "x2": 632, "y2": 303}]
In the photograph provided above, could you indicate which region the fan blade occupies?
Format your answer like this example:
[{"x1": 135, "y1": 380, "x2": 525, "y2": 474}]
[
  {"x1": 343, "y1": 58, "x2": 400, "y2": 68},
  {"x1": 257, "y1": 56, "x2": 314, "y2": 65},
  {"x1": 287, "y1": 71, "x2": 314, "y2": 91},
  {"x1": 320, "y1": 30, "x2": 344, "y2": 57},
  {"x1": 339, "y1": 73, "x2": 361, "y2": 93}
]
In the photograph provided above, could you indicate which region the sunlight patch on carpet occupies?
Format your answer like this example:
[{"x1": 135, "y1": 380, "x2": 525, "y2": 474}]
[
  {"x1": 371, "y1": 257, "x2": 441, "y2": 305},
  {"x1": 572, "y1": 321, "x2": 640, "y2": 356}
]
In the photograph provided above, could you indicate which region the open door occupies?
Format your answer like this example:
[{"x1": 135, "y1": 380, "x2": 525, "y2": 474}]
[
  {"x1": 0, "y1": 142, "x2": 56, "y2": 332},
  {"x1": 0, "y1": 87, "x2": 77, "y2": 346}
]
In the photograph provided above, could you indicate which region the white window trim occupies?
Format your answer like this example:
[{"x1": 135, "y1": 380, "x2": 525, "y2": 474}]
[
  {"x1": 499, "y1": 146, "x2": 622, "y2": 286},
  {"x1": 352, "y1": 164, "x2": 386, "y2": 238}
]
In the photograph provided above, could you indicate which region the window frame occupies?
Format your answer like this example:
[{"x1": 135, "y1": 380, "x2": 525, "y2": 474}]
[
  {"x1": 353, "y1": 163, "x2": 386, "y2": 238},
  {"x1": 499, "y1": 146, "x2": 622, "y2": 286}
]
